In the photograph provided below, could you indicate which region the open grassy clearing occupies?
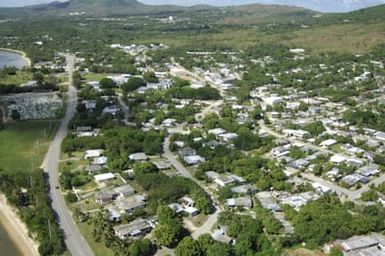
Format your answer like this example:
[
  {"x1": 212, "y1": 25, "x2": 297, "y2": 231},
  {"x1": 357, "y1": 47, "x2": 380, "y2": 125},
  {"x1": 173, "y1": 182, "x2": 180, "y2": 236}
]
[
  {"x1": 0, "y1": 120, "x2": 59, "y2": 171},
  {"x1": 0, "y1": 70, "x2": 32, "y2": 85}
]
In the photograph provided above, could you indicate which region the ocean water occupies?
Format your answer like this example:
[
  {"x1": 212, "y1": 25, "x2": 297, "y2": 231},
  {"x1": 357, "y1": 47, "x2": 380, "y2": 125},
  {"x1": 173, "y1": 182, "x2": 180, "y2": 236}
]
[
  {"x1": 0, "y1": 50, "x2": 28, "y2": 69},
  {"x1": 0, "y1": 220, "x2": 22, "y2": 256}
]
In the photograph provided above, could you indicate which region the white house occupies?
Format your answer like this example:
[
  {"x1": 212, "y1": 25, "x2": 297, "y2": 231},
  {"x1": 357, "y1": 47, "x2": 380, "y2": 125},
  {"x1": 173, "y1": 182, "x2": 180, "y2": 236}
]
[
  {"x1": 320, "y1": 139, "x2": 337, "y2": 148},
  {"x1": 94, "y1": 173, "x2": 115, "y2": 183},
  {"x1": 84, "y1": 149, "x2": 104, "y2": 159}
]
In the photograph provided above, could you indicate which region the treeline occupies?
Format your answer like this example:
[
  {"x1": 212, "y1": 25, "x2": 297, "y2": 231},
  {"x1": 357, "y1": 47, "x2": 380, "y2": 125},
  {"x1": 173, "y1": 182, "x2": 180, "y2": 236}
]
[
  {"x1": 283, "y1": 195, "x2": 385, "y2": 248},
  {"x1": 0, "y1": 83, "x2": 59, "y2": 94},
  {"x1": 0, "y1": 169, "x2": 65, "y2": 255},
  {"x1": 62, "y1": 128, "x2": 165, "y2": 170},
  {"x1": 135, "y1": 170, "x2": 213, "y2": 214},
  {"x1": 167, "y1": 86, "x2": 221, "y2": 100},
  {"x1": 343, "y1": 108, "x2": 385, "y2": 132}
]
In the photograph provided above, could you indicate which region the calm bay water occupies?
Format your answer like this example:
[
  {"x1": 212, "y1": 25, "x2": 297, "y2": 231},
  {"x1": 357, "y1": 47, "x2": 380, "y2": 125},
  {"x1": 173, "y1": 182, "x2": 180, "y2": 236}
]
[
  {"x1": 0, "y1": 50, "x2": 28, "y2": 69},
  {"x1": 0, "y1": 219, "x2": 22, "y2": 256}
]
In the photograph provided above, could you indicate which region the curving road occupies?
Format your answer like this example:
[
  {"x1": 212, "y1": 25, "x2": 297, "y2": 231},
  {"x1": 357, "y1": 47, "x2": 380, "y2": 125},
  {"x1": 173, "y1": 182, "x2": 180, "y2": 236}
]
[
  {"x1": 162, "y1": 135, "x2": 222, "y2": 238},
  {"x1": 42, "y1": 54, "x2": 94, "y2": 256}
]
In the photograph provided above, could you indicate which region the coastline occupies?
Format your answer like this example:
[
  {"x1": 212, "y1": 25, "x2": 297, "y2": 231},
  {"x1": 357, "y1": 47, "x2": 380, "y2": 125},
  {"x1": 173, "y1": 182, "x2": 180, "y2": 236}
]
[
  {"x1": 0, "y1": 47, "x2": 32, "y2": 67},
  {"x1": 0, "y1": 194, "x2": 39, "y2": 256}
]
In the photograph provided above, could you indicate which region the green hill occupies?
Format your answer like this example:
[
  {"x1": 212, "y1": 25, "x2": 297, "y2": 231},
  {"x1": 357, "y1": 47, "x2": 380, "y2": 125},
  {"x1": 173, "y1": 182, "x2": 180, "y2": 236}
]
[{"x1": 0, "y1": 0, "x2": 217, "y2": 17}]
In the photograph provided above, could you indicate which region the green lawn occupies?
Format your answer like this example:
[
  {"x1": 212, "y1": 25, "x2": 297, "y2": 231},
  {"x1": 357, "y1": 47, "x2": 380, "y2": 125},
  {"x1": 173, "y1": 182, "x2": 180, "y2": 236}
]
[
  {"x1": 0, "y1": 70, "x2": 32, "y2": 85},
  {"x1": 0, "y1": 120, "x2": 59, "y2": 171},
  {"x1": 83, "y1": 73, "x2": 108, "y2": 82}
]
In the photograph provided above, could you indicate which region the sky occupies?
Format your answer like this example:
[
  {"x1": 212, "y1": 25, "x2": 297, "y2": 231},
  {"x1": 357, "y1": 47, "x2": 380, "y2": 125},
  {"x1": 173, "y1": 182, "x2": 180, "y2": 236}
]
[{"x1": 0, "y1": 0, "x2": 385, "y2": 12}]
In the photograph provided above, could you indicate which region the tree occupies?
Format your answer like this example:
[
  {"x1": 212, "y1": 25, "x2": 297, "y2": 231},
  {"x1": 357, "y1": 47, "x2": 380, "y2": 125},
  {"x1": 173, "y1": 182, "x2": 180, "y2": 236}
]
[
  {"x1": 329, "y1": 247, "x2": 343, "y2": 256},
  {"x1": 11, "y1": 110, "x2": 21, "y2": 121},
  {"x1": 73, "y1": 71, "x2": 82, "y2": 88},
  {"x1": 99, "y1": 78, "x2": 116, "y2": 89},
  {"x1": 65, "y1": 192, "x2": 78, "y2": 203},
  {"x1": 33, "y1": 72, "x2": 44, "y2": 86},
  {"x1": 304, "y1": 121, "x2": 326, "y2": 136},
  {"x1": 143, "y1": 71, "x2": 159, "y2": 83},
  {"x1": 234, "y1": 127, "x2": 259, "y2": 150},
  {"x1": 156, "y1": 204, "x2": 176, "y2": 223},
  {"x1": 127, "y1": 239, "x2": 154, "y2": 256},
  {"x1": 133, "y1": 161, "x2": 158, "y2": 174},
  {"x1": 153, "y1": 221, "x2": 182, "y2": 247},
  {"x1": 121, "y1": 77, "x2": 146, "y2": 92},
  {"x1": 175, "y1": 237, "x2": 203, "y2": 256},
  {"x1": 206, "y1": 242, "x2": 232, "y2": 256}
]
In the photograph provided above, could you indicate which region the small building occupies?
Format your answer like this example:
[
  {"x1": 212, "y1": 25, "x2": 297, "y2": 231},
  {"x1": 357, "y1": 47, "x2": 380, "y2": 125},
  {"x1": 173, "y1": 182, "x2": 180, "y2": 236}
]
[
  {"x1": 282, "y1": 129, "x2": 310, "y2": 139},
  {"x1": 152, "y1": 160, "x2": 171, "y2": 170},
  {"x1": 107, "y1": 207, "x2": 121, "y2": 222},
  {"x1": 180, "y1": 196, "x2": 195, "y2": 207},
  {"x1": 129, "y1": 152, "x2": 148, "y2": 161},
  {"x1": 231, "y1": 184, "x2": 258, "y2": 195},
  {"x1": 291, "y1": 159, "x2": 310, "y2": 169},
  {"x1": 219, "y1": 133, "x2": 238, "y2": 142},
  {"x1": 330, "y1": 154, "x2": 347, "y2": 164},
  {"x1": 113, "y1": 218, "x2": 152, "y2": 240},
  {"x1": 84, "y1": 149, "x2": 104, "y2": 159},
  {"x1": 319, "y1": 139, "x2": 337, "y2": 148},
  {"x1": 226, "y1": 197, "x2": 252, "y2": 208},
  {"x1": 168, "y1": 203, "x2": 184, "y2": 214},
  {"x1": 184, "y1": 155, "x2": 205, "y2": 165},
  {"x1": 208, "y1": 128, "x2": 226, "y2": 136},
  {"x1": 114, "y1": 184, "x2": 135, "y2": 198},
  {"x1": 205, "y1": 171, "x2": 220, "y2": 180},
  {"x1": 213, "y1": 175, "x2": 235, "y2": 187},
  {"x1": 256, "y1": 192, "x2": 281, "y2": 212},
  {"x1": 92, "y1": 156, "x2": 108, "y2": 166},
  {"x1": 357, "y1": 164, "x2": 380, "y2": 177},
  {"x1": 312, "y1": 182, "x2": 333, "y2": 194},
  {"x1": 118, "y1": 195, "x2": 146, "y2": 214},
  {"x1": 85, "y1": 164, "x2": 103, "y2": 174},
  {"x1": 96, "y1": 190, "x2": 116, "y2": 204},
  {"x1": 184, "y1": 206, "x2": 199, "y2": 217},
  {"x1": 94, "y1": 172, "x2": 115, "y2": 183}
]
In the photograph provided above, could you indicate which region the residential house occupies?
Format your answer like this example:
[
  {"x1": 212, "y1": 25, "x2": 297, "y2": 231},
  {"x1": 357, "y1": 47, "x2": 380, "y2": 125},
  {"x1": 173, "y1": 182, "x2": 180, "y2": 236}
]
[
  {"x1": 319, "y1": 139, "x2": 337, "y2": 148},
  {"x1": 94, "y1": 172, "x2": 115, "y2": 183},
  {"x1": 92, "y1": 156, "x2": 108, "y2": 166},
  {"x1": 357, "y1": 165, "x2": 380, "y2": 177},
  {"x1": 107, "y1": 207, "x2": 121, "y2": 222},
  {"x1": 84, "y1": 149, "x2": 104, "y2": 159},
  {"x1": 117, "y1": 195, "x2": 146, "y2": 214},
  {"x1": 113, "y1": 218, "x2": 152, "y2": 240},
  {"x1": 213, "y1": 175, "x2": 236, "y2": 187},
  {"x1": 282, "y1": 129, "x2": 310, "y2": 139},
  {"x1": 96, "y1": 190, "x2": 116, "y2": 204},
  {"x1": 231, "y1": 184, "x2": 258, "y2": 195},
  {"x1": 256, "y1": 192, "x2": 281, "y2": 212},
  {"x1": 226, "y1": 197, "x2": 253, "y2": 208},
  {"x1": 129, "y1": 152, "x2": 148, "y2": 161},
  {"x1": 114, "y1": 184, "x2": 135, "y2": 198},
  {"x1": 184, "y1": 155, "x2": 205, "y2": 165}
]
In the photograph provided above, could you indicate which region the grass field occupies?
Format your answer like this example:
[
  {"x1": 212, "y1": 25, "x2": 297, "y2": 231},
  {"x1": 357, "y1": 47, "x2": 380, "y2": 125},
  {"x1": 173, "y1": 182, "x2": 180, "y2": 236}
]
[
  {"x1": 83, "y1": 73, "x2": 108, "y2": 82},
  {"x1": 0, "y1": 71, "x2": 32, "y2": 85},
  {"x1": 0, "y1": 120, "x2": 59, "y2": 171}
]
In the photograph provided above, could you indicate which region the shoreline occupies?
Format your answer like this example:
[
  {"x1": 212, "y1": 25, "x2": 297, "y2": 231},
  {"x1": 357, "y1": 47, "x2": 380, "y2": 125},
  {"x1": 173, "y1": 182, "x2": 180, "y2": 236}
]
[
  {"x1": 0, "y1": 194, "x2": 39, "y2": 256},
  {"x1": 0, "y1": 47, "x2": 32, "y2": 67}
]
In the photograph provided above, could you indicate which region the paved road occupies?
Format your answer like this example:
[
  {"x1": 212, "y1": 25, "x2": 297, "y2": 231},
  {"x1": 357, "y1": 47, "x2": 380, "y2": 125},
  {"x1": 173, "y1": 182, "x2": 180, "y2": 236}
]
[
  {"x1": 42, "y1": 54, "x2": 94, "y2": 256},
  {"x1": 162, "y1": 135, "x2": 222, "y2": 238}
]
